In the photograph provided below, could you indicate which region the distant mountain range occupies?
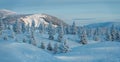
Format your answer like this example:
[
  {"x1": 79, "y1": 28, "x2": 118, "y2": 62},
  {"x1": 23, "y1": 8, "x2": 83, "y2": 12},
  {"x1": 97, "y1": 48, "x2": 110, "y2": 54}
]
[{"x1": 0, "y1": 9, "x2": 119, "y2": 28}]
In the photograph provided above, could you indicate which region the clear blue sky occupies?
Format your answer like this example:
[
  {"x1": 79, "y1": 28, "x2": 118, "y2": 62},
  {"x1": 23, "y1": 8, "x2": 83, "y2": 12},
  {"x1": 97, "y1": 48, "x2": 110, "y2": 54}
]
[{"x1": 0, "y1": 0, "x2": 120, "y2": 25}]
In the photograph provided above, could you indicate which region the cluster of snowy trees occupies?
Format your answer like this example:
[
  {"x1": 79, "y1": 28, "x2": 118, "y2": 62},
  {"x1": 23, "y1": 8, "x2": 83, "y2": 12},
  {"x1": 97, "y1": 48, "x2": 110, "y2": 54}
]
[
  {"x1": 40, "y1": 40, "x2": 70, "y2": 54},
  {"x1": 0, "y1": 17, "x2": 120, "y2": 54},
  {"x1": 0, "y1": 18, "x2": 70, "y2": 53}
]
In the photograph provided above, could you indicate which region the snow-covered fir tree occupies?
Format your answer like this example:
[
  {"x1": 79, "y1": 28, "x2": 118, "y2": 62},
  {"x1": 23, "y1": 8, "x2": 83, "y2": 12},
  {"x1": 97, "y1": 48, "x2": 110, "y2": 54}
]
[
  {"x1": 116, "y1": 29, "x2": 120, "y2": 41},
  {"x1": 38, "y1": 23, "x2": 45, "y2": 33},
  {"x1": 26, "y1": 23, "x2": 31, "y2": 34},
  {"x1": 31, "y1": 20, "x2": 35, "y2": 31},
  {"x1": 93, "y1": 29, "x2": 99, "y2": 41},
  {"x1": 40, "y1": 41, "x2": 45, "y2": 49},
  {"x1": 66, "y1": 26, "x2": 71, "y2": 34},
  {"x1": 21, "y1": 21, "x2": 26, "y2": 33},
  {"x1": 48, "y1": 22, "x2": 55, "y2": 40},
  {"x1": 0, "y1": 18, "x2": 4, "y2": 35},
  {"x1": 23, "y1": 38, "x2": 26, "y2": 43},
  {"x1": 53, "y1": 43, "x2": 59, "y2": 54},
  {"x1": 59, "y1": 40, "x2": 70, "y2": 53},
  {"x1": 47, "y1": 42, "x2": 53, "y2": 51},
  {"x1": 11, "y1": 30, "x2": 15, "y2": 39},
  {"x1": 106, "y1": 29, "x2": 112, "y2": 41},
  {"x1": 13, "y1": 19, "x2": 21, "y2": 34},
  {"x1": 57, "y1": 23, "x2": 64, "y2": 42},
  {"x1": 3, "y1": 20, "x2": 7, "y2": 30},
  {"x1": 80, "y1": 28, "x2": 87, "y2": 44},
  {"x1": 31, "y1": 30, "x2": 36, "y2": 46},
  {"x1": 71, "y1": 21, "x2": 77, "y2": 34},
  {"x1": 3, "y1": 35, "x2": 8, "y2": 40},
  {"x1": 111, "y1": 25, "x2": 117, "y2": 41}
]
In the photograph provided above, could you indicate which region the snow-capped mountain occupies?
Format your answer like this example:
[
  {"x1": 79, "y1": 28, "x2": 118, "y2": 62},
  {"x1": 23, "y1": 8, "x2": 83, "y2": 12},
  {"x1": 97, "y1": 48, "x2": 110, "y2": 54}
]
[
  {"x1": 1, "y1": 9, "x2": 67, "y2": 27},
  {"x1": 0, "y1": 9, "x2": 16, "y2": 18}
]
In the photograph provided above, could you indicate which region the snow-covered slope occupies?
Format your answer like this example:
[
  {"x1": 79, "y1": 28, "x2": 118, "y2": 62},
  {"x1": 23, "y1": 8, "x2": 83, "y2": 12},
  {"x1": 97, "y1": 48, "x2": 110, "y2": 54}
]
[
  {"x1": 0, "y1": 41, "x2": 64, "y2": 62},
  {"x1": 56, "y1": 42, "x2": 120, "y2": 62}
]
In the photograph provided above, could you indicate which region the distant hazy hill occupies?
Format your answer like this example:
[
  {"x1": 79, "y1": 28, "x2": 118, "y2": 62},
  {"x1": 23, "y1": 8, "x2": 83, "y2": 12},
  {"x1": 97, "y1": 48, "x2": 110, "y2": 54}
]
[
  {"x1": 85, "y1": 22, "x2": 120, "y2": 28},
  {"x1": 0, "y1": 9, "x2": 16, "y2": 18}
]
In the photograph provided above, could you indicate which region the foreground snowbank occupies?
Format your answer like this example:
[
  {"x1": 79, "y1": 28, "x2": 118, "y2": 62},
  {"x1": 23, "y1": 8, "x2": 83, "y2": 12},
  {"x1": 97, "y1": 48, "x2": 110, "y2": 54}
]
[
  {"x1": 55, "y1": 42, "x2": 120, "y2": 62},
  {"x1": 0, "y1": 41, "x2": 63, "y2": 62}
]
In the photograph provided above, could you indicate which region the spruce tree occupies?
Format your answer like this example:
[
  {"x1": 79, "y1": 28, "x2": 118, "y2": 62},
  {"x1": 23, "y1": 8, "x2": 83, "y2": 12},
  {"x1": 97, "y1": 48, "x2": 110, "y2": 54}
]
[
  {"x1": 57, "y1": 23, "x2": 64, "y2": 42},
  {"x1": 38, "y1": 23, "x2": 45, "y2": 33},
  {"x1": 47, "y1": 42, "x2": 53, "y2": 51},
  {"x1": 21, "y1": 22, "x2": 26, "y2": 33},
  {"x1": 41, "y1": 42, "x2": 45, "y2": 49},
  {"x1": 31, "y1": 20, "x2": 35, "y2": 32},
  {"x1": 93, "y1": 29, "x2": 99, "y2": 41},
  {"x1": 106, "y1": 29, "x2": 112, "y2": 41},
  {"x1": 0, "y1": 18, "x2": 4, "y2": 35},
  {"x1": 80, "y1": 28, "x2": 87, "y2": 44},
  {"x1": 13, "y1": 20, "x2": 21, "y2": 34},
  {"x1": 59, "y1": 40, "x2": 70, "y2": 53},
  {"x1": 23, "y1": 38, "x2": 26, "y2": 43},
  {"x1": 3, "y1": 35, "x2": 8, "y2": 40},
  {"x1": 111, "y1": 25, "x2": 117, "y2": 41},
  {"x1": 48, "y1": 22, "x2": 55, "y2": 40},
  {"x1": 71, "y1": 21, "x2": 77, "y2": 34},
  {"x1": 53, "y1": 43, "x2": 59, "y2": 54}
]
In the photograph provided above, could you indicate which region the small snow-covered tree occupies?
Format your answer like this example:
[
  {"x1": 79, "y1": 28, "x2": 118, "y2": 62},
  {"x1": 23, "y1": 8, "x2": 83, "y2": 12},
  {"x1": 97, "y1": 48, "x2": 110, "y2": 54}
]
[
  {"x1": 31, "y1": 38, "x2": 37, "y2": 46},
  {"x1": 31, "y1": 20, "x2": 35, "y2": 31},
  {"x1": 80, "y1": 28, "x2": 87, "y2": 44},
  {"x1": 3, "y1": 35, "x2": 8, "y2": 40},
  {"x1": 71, "y1": 21, "x2": 77, "y2": 34},
  {"x1": 111, "y1": 25, "x2": 117, "y2": 41},
  {"x1": 0, "y1": 18, "x2": 4, "y2": 35},
  {"x1": 47, "y1": 42, "x2": 53, "y2": 51},
  {"x1": 48, "y1": 22, "x2": 55, "y2": 40},
  {"x1": 3, "y1": 20, "x2": 7, "y2": 29},
  {"x1": 66, "y1": 26, "x2": 71, "y2": 34},
  {"x1": 13, "y1": 20, "x2": 21, "y2": 34},
  {"x1": 40, "y1": 41, "x2": 45, "y2": 49},
  {"x1": 26, "y1": 23, "x2": 31, "y2": 33},
  {"x1": 106, "y1": 29, "x2": 112, "y2": 41},
  {"x1": 116, "y1": 30, "x2": 120, "y2": 41},
  {"x1": 93, "y1": 29, "x2": 99, "y2": 41},
  {"x1": 23, "y1": 38, "x2": 26, "y2": 43},
  {"x1": 53, "y1": 43, "x2": 59, "y2": 54},
  {"x1": 59, "y1": 40, "x2": 70, "y2": 53},
  {"x1": 57, "y1": 23, "x2": 64, "y2": 42},
  {"x1": 10, "y1": 25, "x2": 15, "y2": 39},
  {"x1": 38, "y1": 23, "x2": 45, "y2": 33},
  {"x1": 29, "y1": 28, "x2": 36, "y2": 46},
  {"x1": 21, "y1": 22, "x2": 26, "y2": 33},
  {"x1": 15, "y1": 38, "x2": 18, "y2": 42}
]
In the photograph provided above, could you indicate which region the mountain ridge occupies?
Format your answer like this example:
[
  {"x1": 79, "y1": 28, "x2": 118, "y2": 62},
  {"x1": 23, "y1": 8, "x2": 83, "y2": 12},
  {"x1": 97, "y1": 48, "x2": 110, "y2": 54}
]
[{"x1": 0, "y1": 9, "x2": 67, "y2": 26}]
